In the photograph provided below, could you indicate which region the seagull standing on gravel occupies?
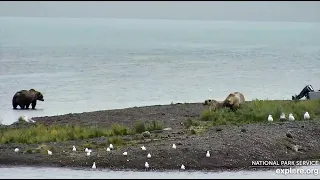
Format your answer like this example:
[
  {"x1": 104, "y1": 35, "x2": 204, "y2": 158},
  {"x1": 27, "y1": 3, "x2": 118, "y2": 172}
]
[
  {"x1": 280, "y1": 113, "x2": 286, "y2": 120},
  {"x1": 288, "y1": 113, "x2": 295, "y2": 121},
  {"x1": 87, "y1": 149, "x2": 92, "y2": 156},
  {"x1": 145, "y1": 162, "x2": 149, "y2": 169},
  {"x1": 147, "y1": 153, "x2": 151, "y2": 159},
  {"x1": 206, "y1": 151, "x2": 210, "y2": 157},
  {"x1": 14, "y1": 148, "x2": 19, "y2": 153},
  {"x1": 92, "y1": 162, "x2": 96, "y2": 169},
  {"x1": 181, "y1": 164, "x2": 185, "y2": 170},
  {"x1": 304, "y1": 112, "x2": 310, "y2": 120},
  {"x1": 85, "y1": 148, "x2": 89, "y2": 153},
  {"x1": 106, "y1": 147, "x2": 111, "y2": 152},
  {"x1": 123, "y1": 152, "x2": 128, "y2": 156},
  {"x1": 72, "y1": 146, "x2": 76, "y2": 152},
  {"x1": 109, "y1": 144, "x2": 114, "y2": 150},
  {"x1": 141, "y1": 146, "x2": 146, "y2": 151},
  {"x1": 47, "y1": 150, "x2": 53, "y2": 155},
  {"x1": 172, "y1": 144, "x2": 176, "y2": 149},
  {"x1": 267, "y1": 115, "x2": 273, "y2": 122}
]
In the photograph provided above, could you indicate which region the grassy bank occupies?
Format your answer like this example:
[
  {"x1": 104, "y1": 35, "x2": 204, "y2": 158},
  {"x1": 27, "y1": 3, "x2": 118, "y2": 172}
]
[
  {"x1": 0, "y1": 120, "x2": 163, "y2": 144},
  {"x1": 185, "y1": 99, "x2": 320, "y2": 133},
  {"x1": 1, "y1": 99, "x2": 320, "y2": 144}
]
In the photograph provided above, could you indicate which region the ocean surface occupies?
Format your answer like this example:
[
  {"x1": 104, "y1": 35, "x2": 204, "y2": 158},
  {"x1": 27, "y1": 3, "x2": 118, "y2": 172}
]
[{"x1": 0, "y1": 17, "x2": 320, "y2": 178}]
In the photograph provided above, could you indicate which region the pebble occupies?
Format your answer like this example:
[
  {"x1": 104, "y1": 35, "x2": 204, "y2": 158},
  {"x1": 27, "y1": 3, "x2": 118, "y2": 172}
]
[
  {"x1": 142, "y1": 131, "x2": 151, "y2": 138},
  {"x1": 286, "y1": 132, "x2": 293, "y2": 139},
  {"x1": 240, "y1": 128, "x2": 247, "y2": 132}
]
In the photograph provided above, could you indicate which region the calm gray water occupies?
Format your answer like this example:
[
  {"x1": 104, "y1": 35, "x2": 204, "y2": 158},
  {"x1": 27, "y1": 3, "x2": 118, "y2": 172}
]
[
  {"x1": 1, "y1": 17, "x2": 320, "y2": 125},
  {"x1": 0, "y1": 166, "x2": 319, "y2": 179},
  {"x1": 0, "y1": 17, "x2": 320, "y2": 178}
]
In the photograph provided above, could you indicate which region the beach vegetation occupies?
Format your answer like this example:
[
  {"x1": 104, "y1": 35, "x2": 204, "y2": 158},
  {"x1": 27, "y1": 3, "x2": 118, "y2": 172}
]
[{"x1": 199, "y1": 99, "x2": 320, "y2": 126}]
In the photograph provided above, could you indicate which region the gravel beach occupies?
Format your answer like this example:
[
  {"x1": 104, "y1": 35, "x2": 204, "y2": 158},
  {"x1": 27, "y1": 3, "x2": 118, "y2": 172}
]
[{"x1": 1, "y1": 102, "x2": 320, "y2": 171}]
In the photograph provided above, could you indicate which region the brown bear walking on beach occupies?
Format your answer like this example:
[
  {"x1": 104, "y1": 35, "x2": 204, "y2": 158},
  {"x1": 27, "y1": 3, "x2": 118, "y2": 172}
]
[
  {"x1": 12, "y1": 89, "x2": 44, "y2": 110},
  {"x1": 222, "y1": 92, "x2": 245, "y2": 111}
]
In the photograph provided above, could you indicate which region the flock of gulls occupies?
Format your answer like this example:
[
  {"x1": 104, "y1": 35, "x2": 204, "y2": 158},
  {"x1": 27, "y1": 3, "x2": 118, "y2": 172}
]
[
  {"x1": 267, "y1": 111, "x2": 310, "y2": 122},
  {"x1": 14, "y1": 143, "x2": 212, "y2": 170}
]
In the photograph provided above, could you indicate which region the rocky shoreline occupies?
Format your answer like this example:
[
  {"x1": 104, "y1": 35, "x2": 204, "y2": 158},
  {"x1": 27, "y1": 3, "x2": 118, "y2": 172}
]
[{"x1": 0, "y1": 102, "x2": 320, "y2": 171}]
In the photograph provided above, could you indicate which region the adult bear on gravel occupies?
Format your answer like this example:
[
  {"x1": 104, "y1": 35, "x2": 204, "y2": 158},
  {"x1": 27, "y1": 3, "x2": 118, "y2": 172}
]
[
  {"x1": 12, "y1": 89, "x2": 44, "y2": 110},
  {"x1": 222, "y1": 92, "x2": 245, "y2": 111}
]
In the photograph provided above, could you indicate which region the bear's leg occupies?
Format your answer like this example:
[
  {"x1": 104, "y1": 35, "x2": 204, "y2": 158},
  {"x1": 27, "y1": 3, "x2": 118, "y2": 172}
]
[
  {"x1": 12, "y1": 96, "x2": 18, "y2": 109},
  {"x1": 32, "y1": 101, "x2": 37, "y2": 109},
  {"x1": 19, "y1": 104, "x2": 25, "y2": 109},
  {"x1": 12, "y1": 102, "x2": 18, "y2": 109},
  {"x1": 26, "y1": 103, "x2": 30, "y2": 109}
]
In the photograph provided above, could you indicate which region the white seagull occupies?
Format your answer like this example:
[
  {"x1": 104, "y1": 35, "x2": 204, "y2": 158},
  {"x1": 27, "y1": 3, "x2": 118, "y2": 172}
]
[
  {"x1": 147, "y1": 153, "x2": 151, "y2": 159},
  {"x1": 145, "y1": 162, "x2": 149, "y2": 169},
  {"x1": 72, "y1": 146, "x2": 76, "y2": 152},
  {"x1": 172, "y1": 144, "x2": 177, "y2": 149},
  {"x1": 267, "y1": 115, "x2": 273, "y2": 122},
  {"x1": 206, "y1": 151, "x2": 210, "y2": 157},
  {"x1": 181, "y1": 164, "x2": 185, "y2": 170},
  {"x1": 304, "y1": 112, "x2": 310, "y2": 120},
  {"x1": 288, "y1": 113, "x2": 295, "y2": 121},
  {"x1": 47, "y1": 150, "x2": 53, "y2": 155},
  {"x1": 109, "y1": 144, "x2": 114, "y2": 150},
  {"x1": 87, "y1": 149, "x2": 92, "y2": 156},
  {"x1": 14, "y1": 148, "x2": 19, "y2": 153},
  {"x1": 141, "y1": 146, "x2": 146, "y2": 151},
  {"x1": 92, "y1": 162, "x2": 96, "y2": 169}
]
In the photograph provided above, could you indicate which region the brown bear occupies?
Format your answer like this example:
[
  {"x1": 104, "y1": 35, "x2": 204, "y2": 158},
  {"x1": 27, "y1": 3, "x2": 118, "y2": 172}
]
[
  {"x1": 203, "y1": 99, "x2": 224, "y2": 111},
  {"x1": 203, "y1": 99, "x2": 215, "y2": 106},
  {"x1": 12, "y1": 89, "x2": 44, "y2": 110},
  {"x1": 222, "y1": 92, "x2": 245, "y2": 111}
]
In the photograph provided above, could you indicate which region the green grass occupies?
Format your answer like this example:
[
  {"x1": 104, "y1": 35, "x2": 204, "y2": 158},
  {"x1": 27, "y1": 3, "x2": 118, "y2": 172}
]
[
  {"x1": 111, "y1": 124, "x2": 131, "y2": 136},
  {"x1": 0, "y1": 124, "x2": 113, "y2": 144},
  {"x1": 133, "y1": 120, "x2": 163, "y2": 133},
  {"x1": 183, "y1": 118, "x2": 211, "y2": 135},
  {"x1": 23, "y1": 144, "x2": 60, "y2": 155},
  {"x1": 184, "y1": 118, "x2": 200, "y2": 129},
  {"x1": 0, "y1": 120, "x2": 164, "y2": 144},
  {"x1": 107, "y1": 136, "x2": 126, "y2": 146},
  {"x1": 200, "y1": 99, "x2": 320, "y2": 126}
]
